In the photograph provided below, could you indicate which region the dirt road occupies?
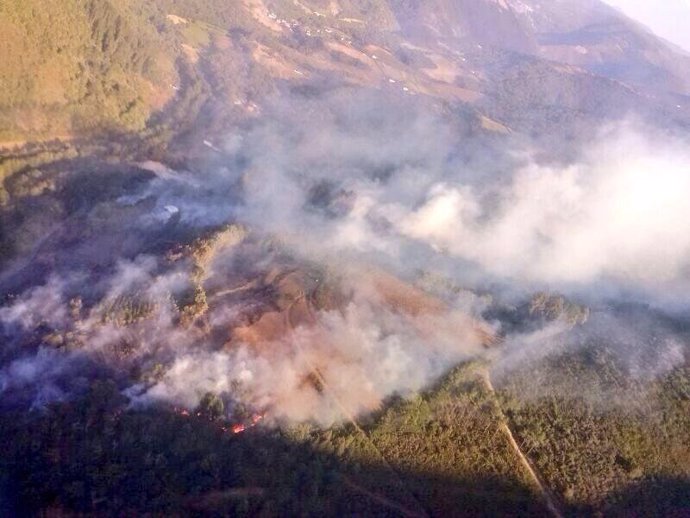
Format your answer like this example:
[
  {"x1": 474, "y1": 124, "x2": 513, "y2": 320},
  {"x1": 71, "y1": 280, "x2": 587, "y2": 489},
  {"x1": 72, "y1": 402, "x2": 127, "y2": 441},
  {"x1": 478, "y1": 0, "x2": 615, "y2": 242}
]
[{"x1": 479, "y1": 369, "x2": 565, "y2": 518}]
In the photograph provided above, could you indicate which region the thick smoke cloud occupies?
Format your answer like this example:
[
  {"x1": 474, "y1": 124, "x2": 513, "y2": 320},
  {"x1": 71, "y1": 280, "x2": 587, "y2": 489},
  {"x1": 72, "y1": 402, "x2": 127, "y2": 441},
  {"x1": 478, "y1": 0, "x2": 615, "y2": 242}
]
[
  {"x1": 0, "y1": 88, "x2": 688, "y2": 424},
  {"x1": 395, "y1": 128, "x2": 690, "y2": 288},
  {"x1": 133, "y1": 291, "x2": 486, "y2": 425},
  {"x1": 230, "y1": 108, "x2": 690, "y2": 299}
]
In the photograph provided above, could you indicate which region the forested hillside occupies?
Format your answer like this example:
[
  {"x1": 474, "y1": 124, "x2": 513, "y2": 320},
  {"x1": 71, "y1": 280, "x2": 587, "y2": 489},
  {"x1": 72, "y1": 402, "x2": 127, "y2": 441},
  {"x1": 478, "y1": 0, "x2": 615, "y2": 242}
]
[
  {"x1": 0, "y1": 1, "x2": 178, "y2": 140},
  {"x1": 2, "y1": 0, "x2": 689, "y2": 144}
]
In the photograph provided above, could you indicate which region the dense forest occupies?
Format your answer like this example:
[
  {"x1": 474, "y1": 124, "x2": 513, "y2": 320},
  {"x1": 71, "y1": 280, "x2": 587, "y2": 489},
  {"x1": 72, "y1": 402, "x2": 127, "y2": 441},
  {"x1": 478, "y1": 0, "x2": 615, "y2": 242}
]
[{"x1": 0, "y1": 353, "x2": 687, "y2": 515}]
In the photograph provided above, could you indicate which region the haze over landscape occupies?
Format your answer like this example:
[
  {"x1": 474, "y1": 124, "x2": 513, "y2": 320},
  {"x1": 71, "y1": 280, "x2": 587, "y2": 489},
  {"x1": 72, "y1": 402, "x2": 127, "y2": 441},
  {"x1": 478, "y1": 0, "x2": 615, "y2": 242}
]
[
  {"x1": 604, "y1": 0, "x2": 690, "y2": 51},
  {"x1": 0, "y1": 1, "x2": 688, "y2": 516}
]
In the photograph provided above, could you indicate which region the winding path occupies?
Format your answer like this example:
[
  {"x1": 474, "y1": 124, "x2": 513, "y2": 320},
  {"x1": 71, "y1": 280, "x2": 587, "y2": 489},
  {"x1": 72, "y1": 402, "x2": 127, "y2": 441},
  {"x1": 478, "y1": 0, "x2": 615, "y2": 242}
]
[
  {"x1": 479, "y1": 369, "x2": 564, "y2": 518},
  {"x1": 280, "y1": 285, "x2": 563, "y2": 518}
]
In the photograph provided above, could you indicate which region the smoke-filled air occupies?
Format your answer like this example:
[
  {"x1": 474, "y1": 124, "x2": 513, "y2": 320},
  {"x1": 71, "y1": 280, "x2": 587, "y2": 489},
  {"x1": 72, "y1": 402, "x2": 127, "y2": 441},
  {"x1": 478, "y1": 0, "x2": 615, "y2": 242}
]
[
  {"x1": 1, "y1": 91, "x2": 688, "y2": 426},
  {"x1": 1, "y1": 1, "x2": 689, "y2": 514}
]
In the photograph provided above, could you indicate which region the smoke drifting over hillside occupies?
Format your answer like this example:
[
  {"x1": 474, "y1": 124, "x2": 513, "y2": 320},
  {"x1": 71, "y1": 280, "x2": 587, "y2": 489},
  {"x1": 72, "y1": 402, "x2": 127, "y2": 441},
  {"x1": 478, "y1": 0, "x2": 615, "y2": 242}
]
[
  {"x1": 394, "y1": 127, "x2": 690, "y2": 293},
  {"x1": 0, "y1": 89, "x2": 688, "y2": 423},
  {"x1": 232, "y1": 101, "x2": 690, "y2": 297}
]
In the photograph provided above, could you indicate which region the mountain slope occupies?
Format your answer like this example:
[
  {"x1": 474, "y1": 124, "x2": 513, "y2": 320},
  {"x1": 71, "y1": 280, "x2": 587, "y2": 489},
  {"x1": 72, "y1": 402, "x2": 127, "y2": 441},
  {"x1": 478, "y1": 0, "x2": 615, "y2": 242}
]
[
  {"x1": 1, "y1": 0, "x2": 689, "y2": 145},
  {"x1": 388, "y1": 0, "x2": 690, "y2": 96},
  {"x1": 0, "y1": 0, "x2": 177, "y2": 139}
]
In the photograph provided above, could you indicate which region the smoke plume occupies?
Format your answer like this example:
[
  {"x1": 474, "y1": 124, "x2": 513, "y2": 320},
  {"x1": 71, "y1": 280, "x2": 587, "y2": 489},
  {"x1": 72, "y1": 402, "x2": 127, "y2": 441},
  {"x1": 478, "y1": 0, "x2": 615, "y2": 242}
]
[{"x1": 1, "y1": 88, "x2": 689, "y2": 424}]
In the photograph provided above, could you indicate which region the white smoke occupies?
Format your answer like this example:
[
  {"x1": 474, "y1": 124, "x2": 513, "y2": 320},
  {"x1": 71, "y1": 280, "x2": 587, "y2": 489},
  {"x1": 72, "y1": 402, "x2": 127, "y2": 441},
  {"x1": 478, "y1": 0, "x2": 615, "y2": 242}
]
[
  {"x1": 132, "y1": 286, "x2": 486, "y2": 425},
  {"x1": 232, "y1": 117, "x2": 690, "y2": 301},
  {"x1": 393, "y1": 127, "x2": 690, "y2": 288},
  {"x1": 0, "y1": 277, "x2": 67, "y2": 330},
  {"x1": 1, "y1": 89, "x2": 689, "y2": 423}
]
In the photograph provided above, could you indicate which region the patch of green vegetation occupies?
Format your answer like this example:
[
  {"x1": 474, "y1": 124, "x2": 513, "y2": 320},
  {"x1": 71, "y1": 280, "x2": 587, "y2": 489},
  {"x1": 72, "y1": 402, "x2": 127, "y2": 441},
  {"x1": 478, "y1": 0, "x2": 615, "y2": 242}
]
[
  {"x1": 0, "y1": 0, "x2": 178, "y2": 140},
  {"x1": 100, "y1": 294, "x2": 157, "y2": 327},
  {"x1": 0, "y1": 365, "x2": 547, "y2": 516},
  {"x1": 153, "y1": 0, "x2": 250, "y2": 28},
  {"x1": 0, "y1": 351, "x2": 687, "y2": 516},
  {"x1": 182, "y1": 21, "x2": 212, "y2": 48},
  {"x1": 498, "y1": 347, "x2": 690, "y2": 515},
  {"x1": 349, "y1": 363, "x2": 546, "y2": 516}
]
